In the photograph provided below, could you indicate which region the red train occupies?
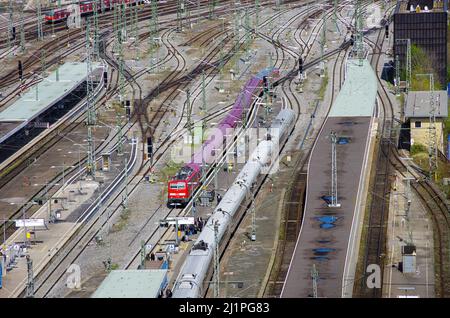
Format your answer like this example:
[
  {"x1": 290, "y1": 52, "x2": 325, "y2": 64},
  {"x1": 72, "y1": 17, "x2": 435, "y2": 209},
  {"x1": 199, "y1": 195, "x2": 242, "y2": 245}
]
[
  {"x1": 45, "y1": 0, "x2": 144, "y2": 23},
  {"x1": 167, "y1": 165, "x2": 202, "y2": 208}
]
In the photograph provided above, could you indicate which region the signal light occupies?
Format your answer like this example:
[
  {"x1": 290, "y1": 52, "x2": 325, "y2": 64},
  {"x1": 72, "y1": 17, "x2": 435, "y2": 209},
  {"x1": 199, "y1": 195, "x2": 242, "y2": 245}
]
[
  {"x1": 147, "y1": 137, "x2": 153, "y2": 157},
  {"x1": 18, "y1": 60, "x2": 23, "y2": 81}
]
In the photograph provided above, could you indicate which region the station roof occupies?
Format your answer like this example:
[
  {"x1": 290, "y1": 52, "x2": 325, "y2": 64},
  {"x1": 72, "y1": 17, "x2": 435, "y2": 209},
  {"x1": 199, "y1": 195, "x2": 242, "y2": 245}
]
[
  {"x1": 0, "y1": 61, "x2": 100, "y2": 122},
  {"x1": 91, "y1": 269, "x2": 168, "y2": 298},
  {"x1": 405, "y1": 90, "x2": 448, "y2": 118},
  {"x1": 329, "y1": 59, "x2": 377, "y2": 118}
]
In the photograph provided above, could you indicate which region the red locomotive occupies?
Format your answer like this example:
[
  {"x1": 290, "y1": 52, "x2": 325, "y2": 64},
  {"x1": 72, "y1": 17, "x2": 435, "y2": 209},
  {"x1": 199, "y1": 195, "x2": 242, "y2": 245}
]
[
  {"x1": 45, "y1": 0, "x2": 143, "y2": 23},
  {"x1": 167, "y1": 165, "x2": 201, "y2": 208}
]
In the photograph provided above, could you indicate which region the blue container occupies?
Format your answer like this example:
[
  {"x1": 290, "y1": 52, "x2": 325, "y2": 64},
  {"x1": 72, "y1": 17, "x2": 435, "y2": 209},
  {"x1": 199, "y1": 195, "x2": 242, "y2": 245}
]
[
  {"x1": 447, "y1": 134, "x2": 450, "y2": 160},
  {"x1": 447, "y1": 83, "x2": 450, "y2": 95}
]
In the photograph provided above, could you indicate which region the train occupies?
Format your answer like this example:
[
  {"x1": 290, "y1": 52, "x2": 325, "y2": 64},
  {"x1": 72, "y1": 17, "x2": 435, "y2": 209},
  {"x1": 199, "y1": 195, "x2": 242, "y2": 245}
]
[
  {"x1": 44, "y1": 0, "x2": 144, "y2": 23},
  {"x1": 172, "y1": 108, "x2": 296, "y2": 298},
  {"x1": 167, "y1": 68, "x2": 280, "y2": 208}
]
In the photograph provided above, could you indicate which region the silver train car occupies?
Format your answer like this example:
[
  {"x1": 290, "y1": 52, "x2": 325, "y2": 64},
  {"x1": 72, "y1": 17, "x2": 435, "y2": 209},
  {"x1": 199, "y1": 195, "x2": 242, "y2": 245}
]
[{"x1": 172, "y1": 108, "x2": 296, "y2": 298}]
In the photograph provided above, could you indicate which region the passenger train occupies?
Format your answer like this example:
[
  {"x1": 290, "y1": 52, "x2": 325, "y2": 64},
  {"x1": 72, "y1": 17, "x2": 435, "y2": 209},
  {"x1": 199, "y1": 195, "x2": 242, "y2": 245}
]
[
  {"x1": 172, "y1": 108, "x2": 296, "y2": 298},
  {"x1": 44, "y1": 0, "x2": 144, "y2": 23},
  {"x1": 167, "y1": 68, "x2": 280, "y2": 208}
]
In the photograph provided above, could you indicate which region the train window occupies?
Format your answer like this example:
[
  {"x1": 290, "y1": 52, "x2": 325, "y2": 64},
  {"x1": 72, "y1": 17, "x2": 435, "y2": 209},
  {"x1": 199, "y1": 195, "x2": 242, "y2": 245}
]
[
  {"x1": 170, "y1": 182, "x2": 186, "y2": 190},
  {"x1": 415, "y1": 121, "x2": 421, "y2": 128}
]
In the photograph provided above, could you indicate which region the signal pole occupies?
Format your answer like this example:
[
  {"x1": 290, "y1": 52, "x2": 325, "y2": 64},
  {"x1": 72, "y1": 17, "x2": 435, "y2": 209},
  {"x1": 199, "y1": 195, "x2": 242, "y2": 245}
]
[
  {"x1": 311, "y1": 264, "x2": 318, "y2": 298},
  {"x1": 92, "y1": 1, "x2": 100, "y2": 61},
  {"x1": 177, "y1": 0, "x2": 184, "y2": 32},
  {"x1": 86, "y1": 19, "x2": 96, "y2": 180},
  {"x1": 254, "y1": 0, "x2": 260, "y2": 32},
  {"x1": 20, "y1": 3, "x2": 25, "y2": 53},
  {"x1": 320, "y1": 10, "x2": 327, "y2": 77},
  {"x1": 251, "y1": 200, "x2": 256, "y2": 241},
  {"x1": 37, "y1": 0, "x2": 43, "y2": 41},
  {"x1": 25, "y1": 255, "x2": 34, "y2": 298},
  {"x1": 201, "y1": 70, "x2": 207, "y2": 115},
  {"x1": 7, "y1": 0, "x2": 14, "y2": 54},
  {"x1": 395, "y1": 54, "x2": 400, "y2": 96},
  {"x1": 122, "y1": 156, "x2": 129, "y2": 209},
  {"x1": 396, "y1": 39, "x2": 411, "y2": 92},
  {"x1": 209, "y1": 0, "x2": 216, "y2": 20},
  {"x1": 416, "y1": 74, "x2": 437, "y2": 180},
  {"x1": 354, "y1": 0, "x2": 364, "y2": 65},
  {"x1": 213, "y1": 220, "x2": 220, "y2": 298},
  {"x1": 329, "y1": 131, "x2": 340, "y2": 208}
]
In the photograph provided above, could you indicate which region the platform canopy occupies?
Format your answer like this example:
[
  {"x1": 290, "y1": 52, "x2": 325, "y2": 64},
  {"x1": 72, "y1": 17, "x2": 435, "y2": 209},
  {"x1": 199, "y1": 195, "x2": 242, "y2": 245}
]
[
  {"x1": 91, "y1": 269, "x2": 168, "y2": 298},
  {"x1": 328, "y1": 59, "x2": 378, "y2": 118},
  {"x1": 0, "y1": 61, "x2": 101, "y2": 122}
]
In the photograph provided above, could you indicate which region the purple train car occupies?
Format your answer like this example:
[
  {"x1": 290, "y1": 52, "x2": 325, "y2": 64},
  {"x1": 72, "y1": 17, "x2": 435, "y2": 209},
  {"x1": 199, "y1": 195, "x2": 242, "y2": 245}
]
[{"x1": 167, "y1": 68, "x2": 280, "y2": 208}]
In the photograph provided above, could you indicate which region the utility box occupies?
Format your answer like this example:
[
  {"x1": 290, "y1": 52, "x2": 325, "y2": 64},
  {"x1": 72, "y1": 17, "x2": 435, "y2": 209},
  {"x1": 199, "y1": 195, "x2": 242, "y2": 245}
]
[{"x1": 401, "y1": 245, "x2": 417, "y2": 273}]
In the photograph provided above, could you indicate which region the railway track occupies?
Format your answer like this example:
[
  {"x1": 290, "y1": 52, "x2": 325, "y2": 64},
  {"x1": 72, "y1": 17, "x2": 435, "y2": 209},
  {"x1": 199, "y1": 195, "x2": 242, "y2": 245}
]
[
  {"x1": 0, "y1": 4, "x2": 241, "y2": 243},
  {"x1": 27, "y1": 3, "x2": 274, "y2": 296},
  {"x1": 355, "y1": 1, "x2": 450, "y2": 298}
]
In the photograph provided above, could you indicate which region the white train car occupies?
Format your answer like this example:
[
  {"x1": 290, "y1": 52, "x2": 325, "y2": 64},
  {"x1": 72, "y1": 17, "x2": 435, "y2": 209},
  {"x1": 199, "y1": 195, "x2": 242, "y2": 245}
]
[{"x1": 172, "y1": 108, "x2": 296, "y2": 298}]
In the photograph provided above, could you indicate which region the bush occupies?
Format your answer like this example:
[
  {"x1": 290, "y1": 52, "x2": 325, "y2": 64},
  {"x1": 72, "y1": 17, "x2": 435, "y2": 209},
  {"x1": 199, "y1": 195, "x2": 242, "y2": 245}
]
[{"x1": 410, "y1": 143, "x2": 427, "y2": 155}]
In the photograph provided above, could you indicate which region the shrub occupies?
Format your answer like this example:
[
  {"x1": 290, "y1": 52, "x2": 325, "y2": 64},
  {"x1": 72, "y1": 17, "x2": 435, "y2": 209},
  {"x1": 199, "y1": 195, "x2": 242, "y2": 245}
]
[{"x1": 410, "y1": 143, "x2": 427, "y2": 155}]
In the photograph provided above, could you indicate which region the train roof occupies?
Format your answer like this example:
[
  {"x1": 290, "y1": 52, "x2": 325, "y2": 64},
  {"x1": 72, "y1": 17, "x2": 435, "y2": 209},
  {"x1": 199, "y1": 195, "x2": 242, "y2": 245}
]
[{"x1": 172, "y1": 166, "x2": 194, "y2": 180}]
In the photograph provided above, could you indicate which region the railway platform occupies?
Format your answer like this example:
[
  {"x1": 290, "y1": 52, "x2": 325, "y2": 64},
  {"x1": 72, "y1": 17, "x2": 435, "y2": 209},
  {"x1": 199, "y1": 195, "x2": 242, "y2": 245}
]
[
  {"x1": 383, "y1": 170, "x2": 435, "y2": 298},
  {"x1": 282, "y1": 59, "x2": 378, "y2": 298},
  {"x1": 0, "y1": 61, "x2": 102, "y2": 163},
  {"x1": 0, "y1": 180, "x2": 99, "y2": 298}
]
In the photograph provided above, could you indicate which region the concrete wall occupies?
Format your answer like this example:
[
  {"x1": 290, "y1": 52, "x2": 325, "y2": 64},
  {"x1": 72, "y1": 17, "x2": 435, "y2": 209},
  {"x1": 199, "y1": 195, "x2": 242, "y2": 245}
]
[{"x1": 409, "y1": 117, "x2": 445, "y2": 153}]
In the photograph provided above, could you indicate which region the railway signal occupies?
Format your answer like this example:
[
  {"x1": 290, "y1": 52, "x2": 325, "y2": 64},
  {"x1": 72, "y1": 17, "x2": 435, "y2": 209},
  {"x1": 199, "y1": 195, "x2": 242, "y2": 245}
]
[
  {"x1": 147, "y1": 137, "x2": 153, "y2": 158},
  {"x1": 18, "y1": 61, "x2": 23, "y2": 82},
  {"x1": 103, "y1": 71, "x2": 108, "y2": 87},
  {"x1": 385, "y1": 24, "x2": 389, "y2": 38},
  {"x1": 298, "y1": 56, "x2": 304, "y2": 75}
]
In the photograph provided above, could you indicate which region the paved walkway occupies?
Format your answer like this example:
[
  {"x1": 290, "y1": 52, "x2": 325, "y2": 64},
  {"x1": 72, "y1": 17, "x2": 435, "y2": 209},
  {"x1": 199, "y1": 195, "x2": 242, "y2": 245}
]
[{"x1": 382, "y1": 171, "x2": 435, "y2": 298}]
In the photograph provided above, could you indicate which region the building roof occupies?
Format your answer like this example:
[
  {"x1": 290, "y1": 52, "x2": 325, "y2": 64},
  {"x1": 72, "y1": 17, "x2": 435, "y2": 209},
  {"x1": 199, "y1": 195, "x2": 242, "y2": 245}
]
[
  {"x1": 91, "y1": 269, "x2": 167, "y2": 298},
  {"x1": 405, "y1": 90, "x2": 448, "y2": 118},
  {"x1": 0, "y1": 61, "x2": 101, "y2": 122},
  {"x1": 396, "y1": 0, "x2": 448, "y2": 13},
  {"x1": 328, "y1": 59, "x2": 378, "y2": 118}
]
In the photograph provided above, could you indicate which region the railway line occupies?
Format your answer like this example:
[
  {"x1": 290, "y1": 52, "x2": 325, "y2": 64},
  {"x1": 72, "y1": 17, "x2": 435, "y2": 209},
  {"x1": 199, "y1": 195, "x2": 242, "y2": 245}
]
[
  {"x1": 0, "y1": 0, "x2": 446, "y2": 300},
  {"x1": 0, "y1": 2, "x2": 243, "y2": 242},
  {"x1": 354, "y1": 1, "x2": 450, "y2": 298},
  {"x1": 15, "y1": 2, "x2": 294, "y2": 297},
  {"x1": 31, "y1": 0, "x2": 342, "y2": 298}
]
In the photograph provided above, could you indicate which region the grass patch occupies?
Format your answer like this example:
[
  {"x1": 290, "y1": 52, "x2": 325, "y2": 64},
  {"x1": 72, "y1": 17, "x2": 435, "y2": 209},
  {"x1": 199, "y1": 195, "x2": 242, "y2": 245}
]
[
  {"x1": 410, "y1": 143, "x2": 427, "y2": 156},
  {"x1": 317, "y1": 70, "x2": 329, "y2": 101},
  {"x1": 410, "y1": 44, "x2": 444, "y2": 90},
  {"x1": 111, "y1": 208, "x2": 131, "y2": 233},
  {"x1": 110, "y1": 263, "x2": 119, "y2": 271}
]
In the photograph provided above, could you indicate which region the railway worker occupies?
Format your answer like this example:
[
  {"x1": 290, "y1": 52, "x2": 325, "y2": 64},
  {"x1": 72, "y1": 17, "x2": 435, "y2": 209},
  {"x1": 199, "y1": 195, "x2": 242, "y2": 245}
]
[
  {"x1": 217, "y1": 193, "x2": 222, "y2": 204},
  {"x1": 270, "y1": 182, "x2": 274, "y2": 193}
]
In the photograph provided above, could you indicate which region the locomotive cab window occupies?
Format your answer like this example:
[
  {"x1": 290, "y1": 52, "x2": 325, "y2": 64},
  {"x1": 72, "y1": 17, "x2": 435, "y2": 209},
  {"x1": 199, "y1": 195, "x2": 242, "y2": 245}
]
[
  {"x1": 414, "y1": 121, "x2": 421, "y2": 128},
  {"x1": 170, "y1": 183, "x2": 186, "y2": 189}
]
